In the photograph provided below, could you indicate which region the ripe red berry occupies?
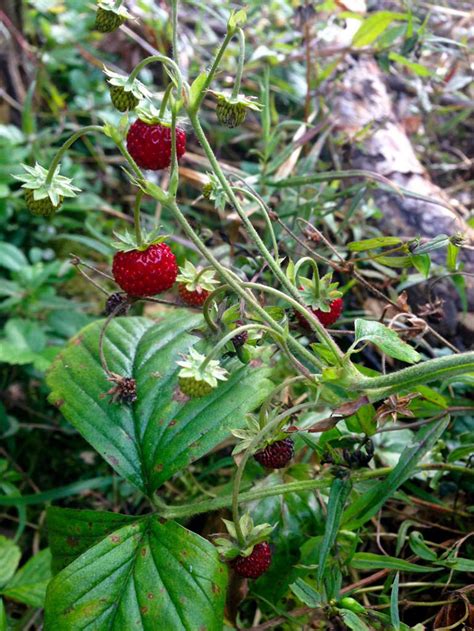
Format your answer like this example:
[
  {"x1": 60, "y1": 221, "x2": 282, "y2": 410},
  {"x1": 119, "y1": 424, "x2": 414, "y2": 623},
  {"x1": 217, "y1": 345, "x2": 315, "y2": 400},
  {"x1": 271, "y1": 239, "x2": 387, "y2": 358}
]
[
  {"x1": 295, "y1": 297, "x2": 343, "y2": 329},
  {"x1": 178, "y1": 283, "x2": 209, "y2": 307},
  {"x1": 112, "y1": 243, "x2": 178, "y2": 297},
  {"x1": 126, "y1": 119, "x2": 186, "y2": 171},
  {"x1": 232, "y1": 542, "x2": 272, "y2": 579},
  {"x1": 254, "y1": 438, "x2": 294, "y2": 469}
]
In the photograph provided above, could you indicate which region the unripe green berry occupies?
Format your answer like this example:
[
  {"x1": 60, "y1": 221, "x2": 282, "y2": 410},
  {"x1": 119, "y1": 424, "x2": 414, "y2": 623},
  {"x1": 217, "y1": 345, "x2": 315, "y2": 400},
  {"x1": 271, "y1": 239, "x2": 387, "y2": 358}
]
[
  {"x1": 216, "y1": 97, "x2": 247, "y2": 128},
  {"x1": 178, "y1": 376, "x2": 214, "y2": 398},
  {"x1": 95, "y1": 7, "x2": 126, "y2": 33},
  {"x1": 25, "y1": 189, "x2": 62, "y2": 217},
  {"x1": 109, "y1": 85, "x2": 139, "y2": 112},
  {"x1": 202, "y1": 182, "x2": 213, "y2": 199}
]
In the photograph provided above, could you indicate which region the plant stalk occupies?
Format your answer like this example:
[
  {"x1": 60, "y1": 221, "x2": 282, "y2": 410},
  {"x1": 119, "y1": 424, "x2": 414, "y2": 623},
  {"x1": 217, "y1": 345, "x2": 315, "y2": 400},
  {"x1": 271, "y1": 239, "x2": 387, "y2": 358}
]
[
  {"x1": 156, "y1": 463, "x2": 473, "y2": 520},
  {"x1": 231, "y1": 28, "x2": 245, "y2": 100},
  {"x1": 188, "y1": 111, "x2": 344, "y2": 361},
  {"x1": 133, "y1": 191, "x2": 144, "y2": 247},
  {"x1": 356, "y1": 351, "x2": 474, "y2": 399},
  {"x1": 127, "y1": 55, "x2": 182, "y2": 99},
  {"x1": 45, "y1": 125, "x2": 104, "y2": 186}
]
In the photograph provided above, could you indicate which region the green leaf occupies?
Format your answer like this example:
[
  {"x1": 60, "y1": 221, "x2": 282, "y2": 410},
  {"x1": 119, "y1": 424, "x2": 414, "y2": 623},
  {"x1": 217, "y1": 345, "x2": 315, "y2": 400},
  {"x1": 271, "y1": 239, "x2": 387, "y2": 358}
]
[
  {"x1": 448, "y1": 444, "x2": 474, "y2": 462},
  {"x1": 289, "y1": 578, "x2": 321, "y2": 608},
  {"x1": 347, "y1": 237, "x2": 402, "y2": 252},
  {"x1": 47, "y1": 313, "x2": 273, "y2": 494},
  {"x1": 446, "y1": 242, "x2": 459, "y2": 272},
  {"x1": 340, "y1": 609, "x2": 371, "y2": 631},
  {"x1": 189, "y1": 71, "x2": 208, "y2": 107},
  {"x1": 228, "y1": 9, "x2": 247, "y2": 33},
  {"x1": 354, "y1": 319, "x2": 421, "y2": 364},
  {"x1": 0, "y1": 536, "x2": 21, "y2": 588},
  {"x1": 317, "y1": 476, "x2": 352, "y2": 581},
  {"x1": 47, "y1": 507, "x2": 137, "y2": 573},
  {"x1": 352, "y1": 12, "x2": 409, "y2": 48},
  {"x1": 410, "y1": 235, "x2": 449, "y2": 254},
  {"x1": 45, "y1": 516, "x2": 228, "y2": 631},
  {"x1": 408, "y1": 532, "x2": 437, "y2": 561},
  {"x1": 0, "y1": 477, "x2": 113, "y2": 507},
  {"x1": 0, "y1": 243, "x2": 28, "y2": 272},
  {"x1": 376, "y1": 255, "x2": 412, "y2": 268},
  {"x1": 1, "y1": 549, "x2": 51, "y2": 607},
  {"x1": 389, "y1": 52, "x2": 433, "y2": 77},
  {"x1": 410, "y1": 253, "x2": 430, "y2": 277},
  {"x1": 351, "y1": 552, "x2": 439, "y2": 573},
  {"x1": 438, "y1": 557, "x2": 474, "y2": 572},
  {"x1": 0, "y1": 598, "x2": 6, "y2": 631},
  {"x1": 2, "y1": 318, "x2": 46, "y2": 354},
  {"x1": 342, "y1": 417, "x2": 449, "y2": 529},
  {"x1": 346, "y1": 403, "x2": 377, "y2": 436},
  {"x1": 390, "y1": 573, "x2": 400, "y2": 630}
]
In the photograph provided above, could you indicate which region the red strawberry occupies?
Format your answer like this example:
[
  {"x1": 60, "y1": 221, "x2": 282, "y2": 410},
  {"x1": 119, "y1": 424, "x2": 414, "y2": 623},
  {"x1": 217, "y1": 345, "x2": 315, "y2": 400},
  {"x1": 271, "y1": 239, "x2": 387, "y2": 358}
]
[
  {"x1": 126, "y1": 119, "x2": 186, "y2": 171},
  {"x1": 254, "y1": 438, "x2": 294, "y2": 469},
  {"x1": 232, "y1": 542, "x2": 272, "y2": 579},
  {"x1": 295, "y1": 297, "x2": 343, "y2": 329},
  {"x1": 178, "y1": 283, "x2": 209, "y2": 307},
  {"x1": 112, "y1": 243, "x2": 178, "y2": 297}
]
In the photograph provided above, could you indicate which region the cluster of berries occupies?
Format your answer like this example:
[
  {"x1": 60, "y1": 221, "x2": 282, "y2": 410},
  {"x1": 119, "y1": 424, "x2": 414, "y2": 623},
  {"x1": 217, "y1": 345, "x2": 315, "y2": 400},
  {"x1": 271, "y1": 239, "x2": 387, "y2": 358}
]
[{"x1": 17, "y1": 3, "x2": 349, "y2": 586}]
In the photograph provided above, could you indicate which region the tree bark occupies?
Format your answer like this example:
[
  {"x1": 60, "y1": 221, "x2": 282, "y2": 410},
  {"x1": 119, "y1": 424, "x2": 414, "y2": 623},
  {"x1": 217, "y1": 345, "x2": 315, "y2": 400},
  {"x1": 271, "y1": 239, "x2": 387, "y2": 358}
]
[{"x1": 330, "y1": 56, "x2": 473, "y2": 338}]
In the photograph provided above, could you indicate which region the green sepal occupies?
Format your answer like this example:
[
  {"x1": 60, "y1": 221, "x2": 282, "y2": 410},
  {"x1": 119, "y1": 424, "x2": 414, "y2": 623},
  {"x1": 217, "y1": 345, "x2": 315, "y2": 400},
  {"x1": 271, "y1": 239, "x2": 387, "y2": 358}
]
[
  {"x1": 227, "y1": 9, "x2": 247, "y2": 34},
  {"x1": 210, "y1": 91, "x2": 263, "y2": 113},
  {"x1": 111, "y1": 227, "x2": 167, "y2": 252},
  {"x1": 216, "y1": 514, "x2": 274, "y2": 559},
  {"x1": 299, "y1": 273, "x2": 342, "y2": 312},
  {"x1": 176, "y1": 348, "x2": 228, "y2": 388},
  {"x1": 97, "y1": 0, "x2": 133, "y2": 19},
  {"x1": 103, "y1": 66, "x2": 152, "y2": 100},
  {"x1": 14, "y1": 162, "x2": 80, "y2": 207},
  {"x1": 176, "y1": 261, "x2": 219, "y2": 292}
]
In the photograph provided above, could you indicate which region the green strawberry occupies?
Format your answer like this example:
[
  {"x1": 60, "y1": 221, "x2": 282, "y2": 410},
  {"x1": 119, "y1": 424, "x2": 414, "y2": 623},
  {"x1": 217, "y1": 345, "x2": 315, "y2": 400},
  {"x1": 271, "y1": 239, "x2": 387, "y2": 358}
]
[
  {"x1": 177, "y1": 348, "x2": 227, "y2": 399},
  {"x1": 95, "y1": 7, "x2": 125, "y2": 32},
  {"x1": 25, "y1": 189, "x2": 63, "y2": 217}
]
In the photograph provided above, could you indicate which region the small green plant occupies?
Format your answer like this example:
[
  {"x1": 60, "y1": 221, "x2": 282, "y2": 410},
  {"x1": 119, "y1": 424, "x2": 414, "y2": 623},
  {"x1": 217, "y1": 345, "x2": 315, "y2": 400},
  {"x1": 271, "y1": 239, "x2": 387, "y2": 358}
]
[{"x1": 4, "y1": 1, "x2": 474, "y2": 629}]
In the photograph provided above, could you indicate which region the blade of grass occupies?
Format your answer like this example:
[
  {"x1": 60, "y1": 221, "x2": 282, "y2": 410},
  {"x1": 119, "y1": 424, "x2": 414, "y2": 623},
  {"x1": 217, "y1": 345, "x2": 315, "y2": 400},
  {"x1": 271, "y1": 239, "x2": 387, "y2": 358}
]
[{"x1": 0, "y1": 477, "x2": 114, "y2": 506}]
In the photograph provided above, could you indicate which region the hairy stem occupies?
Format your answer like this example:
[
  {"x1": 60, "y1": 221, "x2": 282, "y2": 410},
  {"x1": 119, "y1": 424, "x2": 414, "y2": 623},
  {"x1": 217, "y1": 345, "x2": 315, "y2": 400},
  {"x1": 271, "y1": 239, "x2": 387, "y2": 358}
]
[
  {"x1": 356, "y1": 351, "x2": 474, "y2": 399},
  {"x1": 133, "y1": 191, "x2": 144, "y2": 247},
  {"x1": 127, "y1": 54, "x2": 182, "y2": 98},
  {"x1": 190, "y1": 31, "x2": 234, "y2": 112},
  {"x1": 170, "y1": 0, "x2": 179, "y2": 65},
  {"x1": 164, "y1": 201, "x2": 323, "y2": 373},
  {"x1": 231, "y1": 28, "x2": 245, "y2": 100},
  {"x1": 188, "y1": 111, "x2": 344, "y2": 361},
  {"x1": 158, "y1": 82, "x2": 174, "y2": 118},
  {"x1": 200, "y1": 323, "x2": 275, "y2": 371},
  {"x1": 156, "y1": 463, "x2": 473, "y2": 520},
  {"x1": 45, "y1": 125, "x2": 104, "y2": 186}
]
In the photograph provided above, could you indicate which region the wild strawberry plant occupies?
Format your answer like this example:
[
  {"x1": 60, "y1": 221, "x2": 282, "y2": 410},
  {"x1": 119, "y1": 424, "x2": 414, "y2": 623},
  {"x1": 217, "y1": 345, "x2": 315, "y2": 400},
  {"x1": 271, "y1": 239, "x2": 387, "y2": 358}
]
[{"x1": 9, "y1": 2, "x2": 474, "y2": 630}]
